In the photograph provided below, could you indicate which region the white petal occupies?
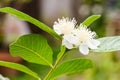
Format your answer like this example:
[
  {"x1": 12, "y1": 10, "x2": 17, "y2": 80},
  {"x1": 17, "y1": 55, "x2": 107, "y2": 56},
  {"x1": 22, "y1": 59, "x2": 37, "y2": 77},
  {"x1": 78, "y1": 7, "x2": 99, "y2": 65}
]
[
  {"x1": 92, "y1": 39, "x2": 100, "y2": 46},
  {"x1": 63, "y1": 34, "x2": 79, "y2": 44},
  {"x1": 53, "y1": 18, "x2": 76, "y2": 35},
  {"x1": 87, "y1": 39, "x2": 100, "y2": 49},
  {"x1": 53, "y1": 25, "x2": 62, "y2": 35},
  {"x1": 79, "y1": 44, "x2": 89, "y2": 55},
  {"x1": 62, "y1": 39, "x2": 73, "y2": 49}
]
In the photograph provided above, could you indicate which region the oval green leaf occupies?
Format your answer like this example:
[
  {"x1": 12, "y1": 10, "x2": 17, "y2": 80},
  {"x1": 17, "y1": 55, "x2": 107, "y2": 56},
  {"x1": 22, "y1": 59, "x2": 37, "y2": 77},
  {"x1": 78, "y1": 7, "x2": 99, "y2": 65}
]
[
  {"x1": 94, "y1": 36, "x2": 120, "y2": 52},
  {"x1": 0, "y1": 61, "x2": 40, "y2": 80},
  {"x1": 0, "y1": 7, "x2": 61, "y2": 40},
  {"x1": 82, "y1": 15, "x2": 101, "y2": 27},
  {"x1": 10, "y1": 34, "x2": 53, "y2": 68},
  {"x1": 48, "y1": 59, "x2": 92, "y2": 80}
]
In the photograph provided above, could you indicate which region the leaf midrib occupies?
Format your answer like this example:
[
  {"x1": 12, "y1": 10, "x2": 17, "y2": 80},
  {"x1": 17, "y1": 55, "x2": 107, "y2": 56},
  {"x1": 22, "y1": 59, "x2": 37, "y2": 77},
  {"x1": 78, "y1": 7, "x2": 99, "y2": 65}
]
[{"x1": 12, "y1": 44, "x2": 53, "y2": 68}]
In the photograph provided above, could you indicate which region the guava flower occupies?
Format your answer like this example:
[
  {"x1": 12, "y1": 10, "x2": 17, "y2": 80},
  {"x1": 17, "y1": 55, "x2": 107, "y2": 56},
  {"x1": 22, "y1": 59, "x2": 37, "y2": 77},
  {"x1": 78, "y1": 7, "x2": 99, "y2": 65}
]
[
  {"x1": 53, "y1": 17, "x2": 76, "y2": 35},
  {"x1": 63, "y1": 24, "x2": 100, "y2": 55},
  {"x1": 53, "y1": 17, "x2": 100, "y2": 55},
  {"x1": 0, "y1": 74, "x2": 9, "y2": 80}
]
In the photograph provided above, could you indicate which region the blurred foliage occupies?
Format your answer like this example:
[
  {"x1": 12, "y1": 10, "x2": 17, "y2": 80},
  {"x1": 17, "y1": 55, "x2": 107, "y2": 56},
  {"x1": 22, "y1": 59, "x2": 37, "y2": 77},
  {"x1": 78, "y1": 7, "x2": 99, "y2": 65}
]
[
  {"x1": 0, "y1": 0, "x2": 31, "y2": 7},
  {"x1": 79, "y1": 0, "x2": 106, "y2": 37}
]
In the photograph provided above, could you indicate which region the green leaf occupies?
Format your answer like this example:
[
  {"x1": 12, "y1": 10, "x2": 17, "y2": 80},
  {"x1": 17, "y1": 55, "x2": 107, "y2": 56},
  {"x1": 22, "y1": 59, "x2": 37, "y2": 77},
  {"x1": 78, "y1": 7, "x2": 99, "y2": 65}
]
[
  {"x1": 48, "y1": 59, "x2": 92, "y2": 79},
  {"x1": 82, "y1": 15, "x2": 101, "y2": 27},
  {"x1": 10, "y1": 34, "x2": 53, "y2": 68},
  {"x1": 0, "y1": 7, "x2": 61, "y2": 40},
  {"x1": 0, "y1": 61, "x2": 40, "y2": 80},
  {"x1": 94, "y1": 36, "x2": 120, "y2": 52}
]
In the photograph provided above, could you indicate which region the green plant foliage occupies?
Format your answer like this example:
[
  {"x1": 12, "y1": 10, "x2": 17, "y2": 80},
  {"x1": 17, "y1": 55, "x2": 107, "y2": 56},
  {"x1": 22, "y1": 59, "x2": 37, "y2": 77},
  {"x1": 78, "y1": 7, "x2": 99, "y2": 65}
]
[
  {"x1": 10, "y1": 34, "x2": 53, "y2": 68},
  {"x1": 94, "y1": 36, "x2": 120, "y2": 52},
  {"x1": 56, "y1": 46, "x2": 66, "y2": 63},
  {"x1": 1, "y1": 7, "x2": 118, "y2": 80},
  {"x1": 0, "y1": 61, "x2": 40, "y2": 80},
  {"x1": 48, "y1": 59, "x2": 93, "y2": 80},
  {"x1": 0, "y1": 7, "x2": 61, "y2": 40},
  {"x1": 82, "y1": 15, "x2": 101, "y2": 27}
]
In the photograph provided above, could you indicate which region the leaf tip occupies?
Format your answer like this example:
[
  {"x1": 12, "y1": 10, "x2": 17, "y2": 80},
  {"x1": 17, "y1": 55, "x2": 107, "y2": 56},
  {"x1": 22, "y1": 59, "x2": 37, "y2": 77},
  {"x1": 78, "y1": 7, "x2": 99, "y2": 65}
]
[{"x1": 95, "y1": 14, "x2": 101, "y2": 18}]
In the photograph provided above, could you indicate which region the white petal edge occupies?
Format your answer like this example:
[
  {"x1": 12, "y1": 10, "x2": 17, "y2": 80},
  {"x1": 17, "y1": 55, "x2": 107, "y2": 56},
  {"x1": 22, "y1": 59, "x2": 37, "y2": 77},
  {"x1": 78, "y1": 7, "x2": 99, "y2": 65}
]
[
  {"x1": 92, "y1": 39, "x2": 100, "y2": 46},
  {"x1": 79, "y1": 44, "x2": 89, "y2": 55},
  {"x1": 62, "y1": 39, "x2": 73, "y2": 49},
  {"x1": 63, "y1": 34, "x2": 79, "y2": 44},
  {"x1": 53, "y1": 25, "x2": 62, "y2": 35},
  {"x1": 87, "y1": 39, "x2": 100, "y2": 49}
]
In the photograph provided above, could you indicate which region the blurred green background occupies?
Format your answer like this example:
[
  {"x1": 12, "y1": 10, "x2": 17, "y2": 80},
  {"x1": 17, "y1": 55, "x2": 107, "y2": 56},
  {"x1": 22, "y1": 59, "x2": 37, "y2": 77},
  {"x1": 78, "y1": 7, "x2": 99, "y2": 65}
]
[{"x1": 0, "y1": 0, "x2": 120, "y2": 80}]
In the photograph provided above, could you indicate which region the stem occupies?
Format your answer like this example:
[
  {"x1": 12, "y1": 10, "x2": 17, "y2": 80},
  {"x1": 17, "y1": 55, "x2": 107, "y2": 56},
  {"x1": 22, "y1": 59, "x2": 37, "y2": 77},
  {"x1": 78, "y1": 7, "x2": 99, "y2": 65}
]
[{"x1": 43, "y1": 46, "x2": 66, "y2": 80}]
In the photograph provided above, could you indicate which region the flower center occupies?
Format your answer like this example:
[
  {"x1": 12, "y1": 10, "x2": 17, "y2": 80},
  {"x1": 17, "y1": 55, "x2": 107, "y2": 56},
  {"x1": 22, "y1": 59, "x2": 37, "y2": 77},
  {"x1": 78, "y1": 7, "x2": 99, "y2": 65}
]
[
  {"x1": 61, "y1": 23, "x2": 74, "y2": 35},
  {"x1": 79, "y1": 30, "x2": 91, "y2": 43},
  {"x1": 75, "y1": 27, "x2": 95, "y2": 44}
]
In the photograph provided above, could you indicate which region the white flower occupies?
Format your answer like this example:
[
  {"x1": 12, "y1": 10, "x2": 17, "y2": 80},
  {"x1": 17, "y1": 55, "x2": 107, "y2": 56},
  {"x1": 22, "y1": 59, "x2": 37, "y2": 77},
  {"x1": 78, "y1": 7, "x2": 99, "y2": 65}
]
[
  {"x1": 0, "y1": 74, "x2": 10, "y2": 80},
  {"x1": 53, "y1": 17, "x2": 76, "y2": 35},
  {"x1": 63, "y1": 24, "x2": 100, "y2": 55},
  {"x1": 53, "y1": 17, "x2": 100, "y2": 55}
]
